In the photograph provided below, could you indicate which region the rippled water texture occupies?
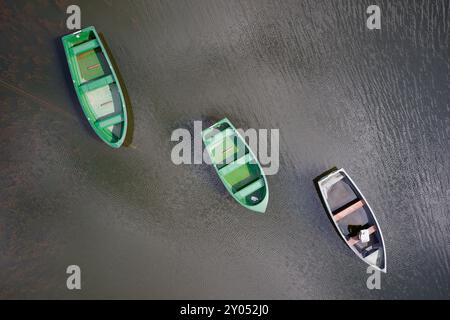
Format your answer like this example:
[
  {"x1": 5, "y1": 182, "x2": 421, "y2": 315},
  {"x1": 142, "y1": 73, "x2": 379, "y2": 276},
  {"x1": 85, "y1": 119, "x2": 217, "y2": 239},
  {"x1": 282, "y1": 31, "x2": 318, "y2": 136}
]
[{"x1": 0, "y1": 0, "x2": 448, "y2": 298}]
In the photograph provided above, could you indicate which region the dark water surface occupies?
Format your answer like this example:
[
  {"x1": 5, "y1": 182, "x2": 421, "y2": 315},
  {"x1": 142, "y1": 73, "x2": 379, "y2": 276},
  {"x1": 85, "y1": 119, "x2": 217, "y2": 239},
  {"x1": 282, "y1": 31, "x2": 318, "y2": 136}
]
[{"x1": 0, "y1": 0, "x2": 448, "y2": 299}]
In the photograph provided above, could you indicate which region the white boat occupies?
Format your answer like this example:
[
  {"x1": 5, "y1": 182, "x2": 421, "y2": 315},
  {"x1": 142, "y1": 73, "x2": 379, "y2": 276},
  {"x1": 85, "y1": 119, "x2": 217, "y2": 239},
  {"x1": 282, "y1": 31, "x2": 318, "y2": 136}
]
[{"x1": 315, "y1": 168, "x2": 387, "y2": 272}]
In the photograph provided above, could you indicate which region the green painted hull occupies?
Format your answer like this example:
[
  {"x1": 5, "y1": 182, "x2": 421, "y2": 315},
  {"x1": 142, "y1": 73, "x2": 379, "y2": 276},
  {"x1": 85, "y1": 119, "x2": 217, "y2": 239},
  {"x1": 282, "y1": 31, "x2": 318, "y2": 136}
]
[
  {"x1": 202, "y1": 118, "x2": 269, "y2": 213},
  {"x1": 62, "y1": 26, "x2": 127, "y2": 148}
]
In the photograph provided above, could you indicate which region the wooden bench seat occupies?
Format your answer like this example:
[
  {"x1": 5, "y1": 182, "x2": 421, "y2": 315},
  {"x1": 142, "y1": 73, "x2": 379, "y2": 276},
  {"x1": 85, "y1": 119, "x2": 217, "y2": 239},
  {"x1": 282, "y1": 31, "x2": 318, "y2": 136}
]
[
  {"x1": 71, "y1": 39, "x2": 100, "y2": 55},
  {"x1": 219, "y1": 153, "x2": 253, "y2": 176},
  {"x1": 96, "y1": 114, "x2": 125, "y2": 129},
  {"x1": 333, "y1": 200, "x2": 365, "y2": 222},
  {"x1": 234, "y1": 178, "x2": 265, "y2": 200},
  {"x1": 79, "y1": 75, "x2": 115, "y2": 93}
]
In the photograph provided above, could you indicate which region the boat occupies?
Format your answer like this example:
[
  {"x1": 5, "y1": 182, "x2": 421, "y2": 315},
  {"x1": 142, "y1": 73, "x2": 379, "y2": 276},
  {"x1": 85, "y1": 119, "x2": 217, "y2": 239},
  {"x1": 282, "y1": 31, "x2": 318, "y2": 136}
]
[
  {"x1": 202, "y1": 118, "x2": 269, "y2": 213},
  {"x1": 62, "y1": 26, "x2": 127, "y2": 148},
  {"x1": 315, "y1": 168, "x2": 387, "y2": 272}
]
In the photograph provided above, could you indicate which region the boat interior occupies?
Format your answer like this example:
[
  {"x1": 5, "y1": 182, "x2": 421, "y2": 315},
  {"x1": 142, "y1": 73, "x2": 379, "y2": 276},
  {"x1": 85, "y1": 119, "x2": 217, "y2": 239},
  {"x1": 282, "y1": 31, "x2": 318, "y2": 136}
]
[
  {"x1": 66, "y1": 29, "x2": 125, "y2": 143},
  {"x1": 204, "y1": 122, "x2": 267, "y2": 206},
  {"x1": 320, "y1": 171, "x2": 385, "y2": 269}
]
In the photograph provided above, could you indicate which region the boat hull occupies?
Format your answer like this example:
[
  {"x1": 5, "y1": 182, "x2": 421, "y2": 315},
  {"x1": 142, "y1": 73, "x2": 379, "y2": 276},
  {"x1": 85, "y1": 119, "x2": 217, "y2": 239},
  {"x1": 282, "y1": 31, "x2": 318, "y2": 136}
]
[
  {"x1": 62, "y1": 26, "x2": 127, "y2": 148},
  {"x1": 202, "y1": 118, "x2": 269, "y2": 213},
  {"x1": 315, "y1": 168, "x2": 387, "y2": 272}
]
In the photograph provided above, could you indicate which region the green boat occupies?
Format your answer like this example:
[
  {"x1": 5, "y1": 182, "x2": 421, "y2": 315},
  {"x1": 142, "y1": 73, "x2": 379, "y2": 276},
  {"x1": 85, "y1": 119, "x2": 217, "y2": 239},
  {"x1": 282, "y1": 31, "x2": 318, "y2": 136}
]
[
  {"x1": 62, "y1": 26, "x2": 127, "y2": 148},
  {"x1": 202, "y1": 118, "x2": 269, "y2": 213}
]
